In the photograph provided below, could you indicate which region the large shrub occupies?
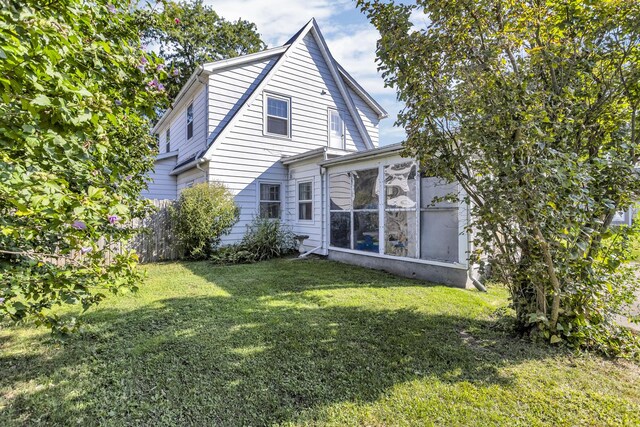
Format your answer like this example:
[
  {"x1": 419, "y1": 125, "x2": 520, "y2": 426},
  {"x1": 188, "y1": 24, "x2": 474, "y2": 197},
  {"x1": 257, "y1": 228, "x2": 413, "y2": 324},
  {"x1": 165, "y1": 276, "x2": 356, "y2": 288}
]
[
  {"x1": 211, "y1": 218, "x2": 297, "y2": 264},
  {"x1": 360, "y1": 0, "x2": 640, "y2": 357},
  {"x1": 0, "y1": 0, "x2": 166, "y2": 334},
  {"x1": 171, "y1": 182, "x2": 239, "y2": 259}
]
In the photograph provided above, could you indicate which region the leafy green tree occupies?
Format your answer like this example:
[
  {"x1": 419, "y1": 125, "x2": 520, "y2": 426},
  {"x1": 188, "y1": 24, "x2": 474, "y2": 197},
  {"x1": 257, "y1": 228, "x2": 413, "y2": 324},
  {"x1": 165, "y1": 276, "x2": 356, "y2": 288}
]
[
  {"x1": 358, "y1": 0, "x2": 640, "y2": 356},
  {"x1": 0, "y1": 0, "x2": 166, "y2": 333},
  {"x1": 142, "y1": 0, "x2": 266, "y2": 99},
  {"x1": 170, "y1": 182, "x2": 239, "y2": 259}
]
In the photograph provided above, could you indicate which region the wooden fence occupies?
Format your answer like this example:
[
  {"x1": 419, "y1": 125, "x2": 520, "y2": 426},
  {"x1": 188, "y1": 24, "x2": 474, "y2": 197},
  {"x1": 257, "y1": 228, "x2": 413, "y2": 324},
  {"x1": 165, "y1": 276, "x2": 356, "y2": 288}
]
[
  {"x1": 36, "y1": 200, "x2": 179, "y2": 267},
  {"x1": 128, "y1": 199, "x2": 180, "y2": 263},
  {"x1": 63, "y1": 199, "x2": 180, "y2": 266}
]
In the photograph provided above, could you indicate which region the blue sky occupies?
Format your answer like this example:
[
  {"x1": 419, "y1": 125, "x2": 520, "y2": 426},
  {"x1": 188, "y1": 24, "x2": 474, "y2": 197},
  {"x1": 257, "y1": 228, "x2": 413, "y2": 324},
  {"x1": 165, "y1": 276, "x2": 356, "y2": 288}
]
[{"x1": 202, "y1": 0, "x2": 412, "y2": 146}]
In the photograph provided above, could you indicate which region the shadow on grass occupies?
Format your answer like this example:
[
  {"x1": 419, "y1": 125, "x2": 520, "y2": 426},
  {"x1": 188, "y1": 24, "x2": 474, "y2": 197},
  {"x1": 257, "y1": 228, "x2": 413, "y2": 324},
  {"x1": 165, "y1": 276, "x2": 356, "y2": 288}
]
[{"x1": 0, "y1": 260, "x2": 547, "y2": 426}]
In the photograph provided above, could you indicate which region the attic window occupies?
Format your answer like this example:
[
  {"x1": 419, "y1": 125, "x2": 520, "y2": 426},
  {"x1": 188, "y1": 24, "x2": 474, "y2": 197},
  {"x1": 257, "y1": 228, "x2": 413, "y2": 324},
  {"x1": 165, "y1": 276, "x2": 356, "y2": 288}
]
[
  {"x1": 186, "y1": 102, "x2": 193, "y2": 139},
  {"x1": 265, "y1": 94, "x2": 290, "y2": 137},
  {"x1": 165, "y1": 128, "x2": 171, "y2": 153}
]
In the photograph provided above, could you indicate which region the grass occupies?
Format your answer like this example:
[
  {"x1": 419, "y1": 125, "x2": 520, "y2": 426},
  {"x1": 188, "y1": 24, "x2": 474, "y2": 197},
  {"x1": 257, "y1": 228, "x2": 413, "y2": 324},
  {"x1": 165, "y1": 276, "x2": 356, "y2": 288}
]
[
  {"x1": 630, "y1": 232, "x2": 640, "y2": 262},
  {"x1": 1, "y1": 259, "x2": 639, "y2": 426}
]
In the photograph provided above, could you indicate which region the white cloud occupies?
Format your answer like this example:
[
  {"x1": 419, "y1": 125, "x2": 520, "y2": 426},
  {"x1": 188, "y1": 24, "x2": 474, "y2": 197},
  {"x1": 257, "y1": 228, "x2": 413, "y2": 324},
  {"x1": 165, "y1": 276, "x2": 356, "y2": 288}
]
[{"x1": 205, "y1": 0, "x2": 342, "y2": 46}]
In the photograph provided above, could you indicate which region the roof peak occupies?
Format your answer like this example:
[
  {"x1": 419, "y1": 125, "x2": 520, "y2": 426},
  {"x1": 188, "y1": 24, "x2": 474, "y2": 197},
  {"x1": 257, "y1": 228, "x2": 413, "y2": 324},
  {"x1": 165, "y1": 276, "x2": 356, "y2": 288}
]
[{"x1": 284, "y1": 18, "x2": 316, "y2": 46}]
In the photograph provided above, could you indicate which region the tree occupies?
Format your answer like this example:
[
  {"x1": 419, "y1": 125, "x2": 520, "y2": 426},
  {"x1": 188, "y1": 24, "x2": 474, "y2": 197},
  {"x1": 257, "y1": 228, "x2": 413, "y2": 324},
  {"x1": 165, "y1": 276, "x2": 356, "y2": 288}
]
[
  {"x1": 142, "y1": 0, "x2": 266, "y2": 99},
  {"x1": 0, "y1": 0, "x2": 166, "y2": 333},
  {"x1": 170, "y1": 182, "x2": 239, "y2": 259},
  {"x1": 358, "y1": 0, "x2": 640, "y2": 356}
]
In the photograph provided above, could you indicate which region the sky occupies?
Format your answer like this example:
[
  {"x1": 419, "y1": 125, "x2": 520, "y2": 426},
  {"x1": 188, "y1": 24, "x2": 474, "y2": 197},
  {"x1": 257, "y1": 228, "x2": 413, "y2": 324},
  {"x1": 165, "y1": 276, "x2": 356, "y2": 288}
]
[{"x1": 202, "y1": 0, "x2": 411, "y2": 146}]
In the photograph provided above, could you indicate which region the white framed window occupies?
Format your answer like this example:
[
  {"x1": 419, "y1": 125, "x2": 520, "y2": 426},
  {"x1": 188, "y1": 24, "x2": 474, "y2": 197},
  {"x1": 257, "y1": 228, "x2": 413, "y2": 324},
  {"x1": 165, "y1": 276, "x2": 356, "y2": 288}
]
[
  {"x1": 264, "y1": 93, "x2": 290, "y2": 137},
  {"x1": 259, "y1": 182, "x2": 282, "y2": 219},
  {"x1": 328, "y1": 169, "x2": 381, "y2": 253},
  {"x1": 297, "y1": 180, "x2": 313, "y2": 221},
  {"x1": 165, "y1": 128, "x2": 171, "y2": 152},
  {"x1": 328, "y1": 108, "x2": 344, "y2": 149},
  {"x1": 186, "y1": 102, "x2": 194, "y2": 140}
]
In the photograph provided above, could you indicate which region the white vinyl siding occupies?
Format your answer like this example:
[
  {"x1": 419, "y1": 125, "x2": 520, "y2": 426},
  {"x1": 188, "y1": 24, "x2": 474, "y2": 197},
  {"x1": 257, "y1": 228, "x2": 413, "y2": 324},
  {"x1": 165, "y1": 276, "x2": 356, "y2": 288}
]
[
  {"x1": 141, "y1": 157, "x2": 177, "y2": 200},
  {"x1": 346, "y1": 86, "x2": 380, "y2": 148},
  {"x1": 177, "y1": 166, "x2": 207, "y2": 194},
  {"x1": 207, "y1": 58, "x2": 278, "y2": 145},
  {"x1": 153, "y1": 84, "x2": 207, "y2": 165}
]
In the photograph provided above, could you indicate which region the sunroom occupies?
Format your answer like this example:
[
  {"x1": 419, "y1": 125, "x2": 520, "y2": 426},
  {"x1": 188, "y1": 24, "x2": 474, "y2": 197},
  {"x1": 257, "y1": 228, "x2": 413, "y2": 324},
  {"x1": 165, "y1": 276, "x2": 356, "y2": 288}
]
[{"x1": 320, "y1": 145, "x2": 472, "y2": 288}]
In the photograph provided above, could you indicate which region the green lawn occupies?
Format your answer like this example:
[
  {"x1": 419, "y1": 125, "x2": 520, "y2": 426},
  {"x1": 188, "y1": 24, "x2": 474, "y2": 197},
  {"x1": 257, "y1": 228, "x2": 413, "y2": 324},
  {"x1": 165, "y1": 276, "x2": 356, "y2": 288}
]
[
  {"x1": 630, "y1": 232, "x2": 640, "y2": 262},
  {"x1": 1, "y1": 259, "x2": 639, "y2": 426}
]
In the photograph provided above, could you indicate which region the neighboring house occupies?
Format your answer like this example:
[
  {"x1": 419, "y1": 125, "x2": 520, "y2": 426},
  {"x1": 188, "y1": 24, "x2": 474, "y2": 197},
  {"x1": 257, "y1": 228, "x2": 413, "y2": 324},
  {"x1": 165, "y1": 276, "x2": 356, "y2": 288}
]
[
  {"x1": 144, "y1": 18, "x2": 474, "y2": 288},
  {"x1": 612, "y1": 208, "x2": 637, "y2": 227}
]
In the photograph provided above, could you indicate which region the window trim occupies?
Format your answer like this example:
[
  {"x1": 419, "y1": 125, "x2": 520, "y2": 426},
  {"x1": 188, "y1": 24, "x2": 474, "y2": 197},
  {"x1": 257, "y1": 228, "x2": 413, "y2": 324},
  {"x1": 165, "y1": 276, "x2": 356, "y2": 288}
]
[
  {"x1": 327, "y1": 108, "x2": 345, "y2": 149},
  {"x1": 165, "y1": 128, "x2": 171, "y2": 153},
  {"x1": 257, "y1": 181, "x2": 283, "y2": 220},
  {"x1": 296, "y1": 179, "x2": 314, "y2": 223},
  {"x1": 328, "y1": 167, "x2": 382, "y2": 252},
  {"x1": 263, "y1": 92, "x2": 291, "y2": 139},
  {"x1": 186, "y1": 102, "x2": 194, "y2": 140}
]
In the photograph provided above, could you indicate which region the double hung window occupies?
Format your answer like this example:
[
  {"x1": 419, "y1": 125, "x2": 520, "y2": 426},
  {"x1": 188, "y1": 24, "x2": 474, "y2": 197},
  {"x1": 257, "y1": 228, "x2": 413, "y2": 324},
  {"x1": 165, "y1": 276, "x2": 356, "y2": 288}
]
[{"x1": 265, "y1": 95, "x2": 290, "y2": 137}]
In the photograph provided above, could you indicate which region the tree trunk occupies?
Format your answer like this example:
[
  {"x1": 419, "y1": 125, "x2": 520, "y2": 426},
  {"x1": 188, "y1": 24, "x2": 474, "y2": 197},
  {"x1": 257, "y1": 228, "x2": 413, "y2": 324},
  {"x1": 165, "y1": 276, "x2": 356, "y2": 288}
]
[{"x1": 533, "y1": 226, "x2": 561, "y2": 330}]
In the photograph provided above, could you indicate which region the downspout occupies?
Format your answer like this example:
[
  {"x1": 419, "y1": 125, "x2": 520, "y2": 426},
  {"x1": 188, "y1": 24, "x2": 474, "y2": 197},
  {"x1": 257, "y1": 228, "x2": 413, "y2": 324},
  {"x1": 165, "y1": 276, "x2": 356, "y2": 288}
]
[
  {"x1": 468, "y1": 269, "x2": 487, "y2": 292},
  {"x1": 299, "y1": 246, "x2": 322, "y2": 258},
  {"x1": 320, "y1": 161, "x2": 327, "y2": 255},
  {"x1": 194, "y1": 150, "x2": 208, "y2": 181}
]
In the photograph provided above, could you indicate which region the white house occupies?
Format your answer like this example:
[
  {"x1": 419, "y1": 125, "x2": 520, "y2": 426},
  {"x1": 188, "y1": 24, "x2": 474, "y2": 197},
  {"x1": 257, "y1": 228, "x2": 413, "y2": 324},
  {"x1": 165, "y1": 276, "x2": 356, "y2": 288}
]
[{"x1": 144, "y1": 19, "x2": 476, "y2": 288}]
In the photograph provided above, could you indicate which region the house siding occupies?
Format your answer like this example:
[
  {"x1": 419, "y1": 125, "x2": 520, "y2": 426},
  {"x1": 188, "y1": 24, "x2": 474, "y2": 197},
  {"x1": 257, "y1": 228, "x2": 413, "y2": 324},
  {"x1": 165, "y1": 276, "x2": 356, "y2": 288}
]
[
  {"x1": 207, "y1": 58, "x2": 278, "y2": 145},
  {"x1": 209, "y1": 32, "x2": 373, "y2": 244},
  {"x1": 286, "y1": 158, "x2": 324, "y2": 250},
  {"x1": 142, "y1": 156, "x2": 177, "y2": 200},
  {"x1": 154, "y1": 83, "x2": 208, "y2": 165},
  {"x1": 176, "y1": 166, "x2": 207, "y2": 194},
  {"x1": 346, "y1": 86, "x2": 380, "y2": 148}
]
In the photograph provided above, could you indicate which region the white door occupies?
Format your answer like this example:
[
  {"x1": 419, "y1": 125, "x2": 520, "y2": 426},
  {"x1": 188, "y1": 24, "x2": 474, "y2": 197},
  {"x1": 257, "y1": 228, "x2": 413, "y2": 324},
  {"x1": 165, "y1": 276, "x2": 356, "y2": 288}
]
[{"x1": 329, "y1": 109, "x2": 344, "y2": 149}]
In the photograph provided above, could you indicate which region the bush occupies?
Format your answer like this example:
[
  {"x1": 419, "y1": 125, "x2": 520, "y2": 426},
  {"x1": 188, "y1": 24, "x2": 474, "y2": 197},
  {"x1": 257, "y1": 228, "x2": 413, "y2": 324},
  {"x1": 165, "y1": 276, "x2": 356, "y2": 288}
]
[
  {"x1": 170, "y1": 182, "x2": 239, "y2": 259},
  {"x1": 211, "y1": 217, "x2": 297, "y2": 264}
]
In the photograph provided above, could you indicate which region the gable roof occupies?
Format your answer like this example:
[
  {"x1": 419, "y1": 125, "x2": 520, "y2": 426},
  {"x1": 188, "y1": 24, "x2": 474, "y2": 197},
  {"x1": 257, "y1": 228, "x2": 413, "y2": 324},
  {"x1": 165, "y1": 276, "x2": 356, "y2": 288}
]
[
  {"x1": 337, "y1": 64, "x2": 387, "y2": 119},
  {"x1": 201, "y1": 18, "x2": 381, "y2": 160},
  {"x1": 152, "y1": 45, "x2": 288, "y2": 134},
  {"x1": 156, "y1": 18, "x2": 386, "y2": 172}
]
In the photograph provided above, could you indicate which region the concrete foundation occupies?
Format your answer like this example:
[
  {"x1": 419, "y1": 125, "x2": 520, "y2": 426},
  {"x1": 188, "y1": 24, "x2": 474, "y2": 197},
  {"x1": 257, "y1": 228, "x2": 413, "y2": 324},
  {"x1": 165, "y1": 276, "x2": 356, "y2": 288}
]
[{"x1": 328, "y1": 250, "x2": 471, "y2": 288}]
